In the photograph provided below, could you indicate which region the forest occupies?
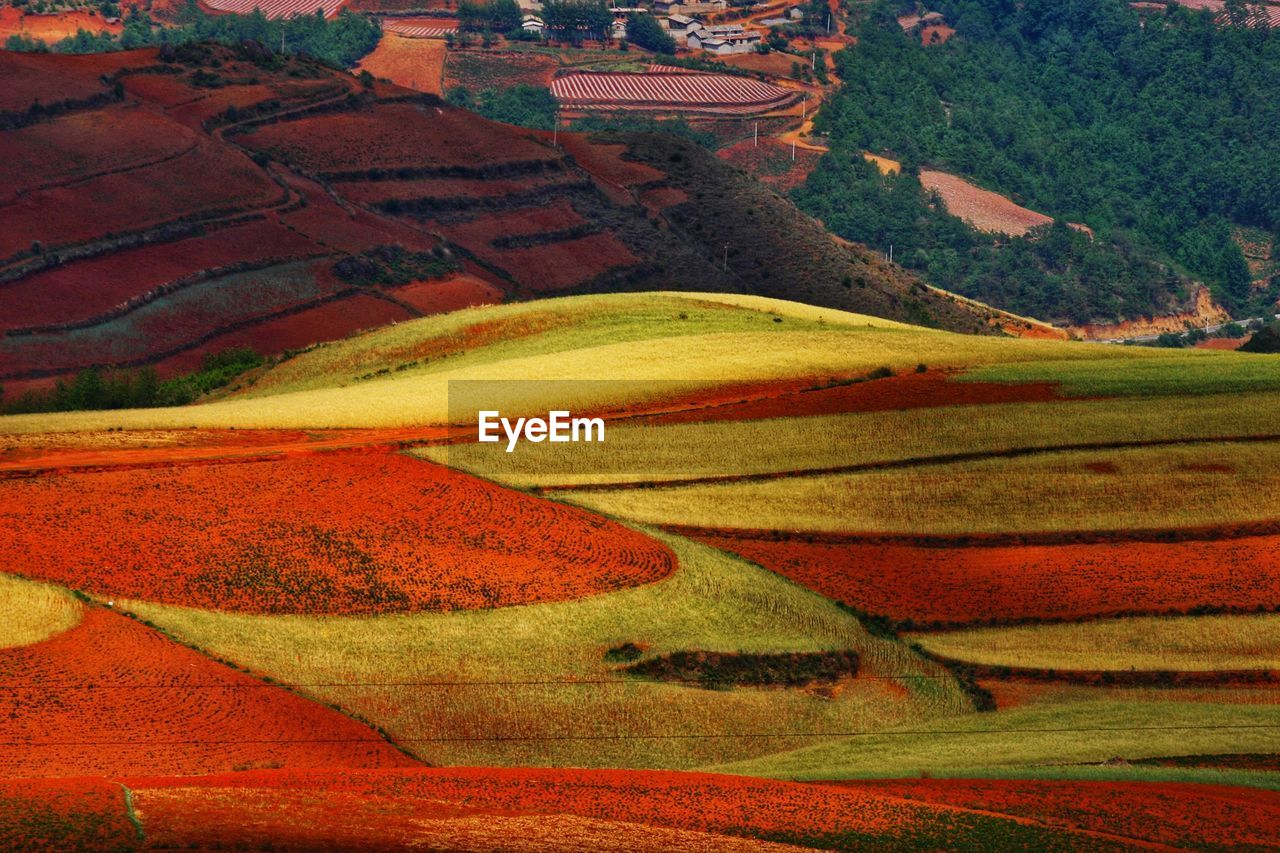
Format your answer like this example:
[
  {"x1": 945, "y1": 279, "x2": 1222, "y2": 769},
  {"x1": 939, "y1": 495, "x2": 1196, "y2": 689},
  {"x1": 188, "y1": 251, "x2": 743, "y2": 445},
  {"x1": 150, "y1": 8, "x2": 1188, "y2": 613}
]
[
  {"x1": 4, "y1": 0, "x2": 381, "y2": 68},
  {"x1": 798, "y1": 0, "x2": 1279, "y2": 323}
]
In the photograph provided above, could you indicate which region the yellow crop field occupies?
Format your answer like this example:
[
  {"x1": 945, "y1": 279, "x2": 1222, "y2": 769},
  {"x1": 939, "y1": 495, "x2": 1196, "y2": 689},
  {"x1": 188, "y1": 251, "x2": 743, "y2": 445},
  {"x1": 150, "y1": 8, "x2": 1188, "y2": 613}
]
[
  {"x1": 710, "y1": 699, "x2": 1280, "y2": 780},
  {"x1": 119, "y1": 530, "x2": 973, "y2": 769},
  {"x1": 5, "y1": 291, "x2": 1263, "y2": 437},
  {"x1": 910, "y1": 614, "x2": 1280, "y2": 671},
  {"x1": 555, "y1": 440, "x2": 1280, "y2": 534},
  {"x1": 423, "y1": 391, "x2": 1280, "y2": 488},
  {"x1": 0, "y1": 574, "x2": 83, "y2": 649}
]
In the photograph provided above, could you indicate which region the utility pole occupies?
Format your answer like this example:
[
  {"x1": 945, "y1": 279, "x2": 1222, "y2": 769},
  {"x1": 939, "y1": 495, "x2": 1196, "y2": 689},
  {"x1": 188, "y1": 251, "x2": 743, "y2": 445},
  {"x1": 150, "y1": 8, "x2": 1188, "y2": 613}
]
[
  {"x1": 753, "y1": 122, "x2": 758, "y2": 147},
  {"x1": 827, "y1": 13, "x2": 831, "y2": 33},
  {"x1": 722, "y1": 243, "x2": 729, "y2": 272},
  {"x1": 889, "y1": 244, "x2": 894, "y2": 264},
  {"x1": 811, "y1": 52, "x2": 816, "y2": 70},
  {"x1": 802, "y1": 95, "x2": 806, "y2": 120},
  {"x1": 791, "y1": 139, "x2": 796, "y2": 161}
]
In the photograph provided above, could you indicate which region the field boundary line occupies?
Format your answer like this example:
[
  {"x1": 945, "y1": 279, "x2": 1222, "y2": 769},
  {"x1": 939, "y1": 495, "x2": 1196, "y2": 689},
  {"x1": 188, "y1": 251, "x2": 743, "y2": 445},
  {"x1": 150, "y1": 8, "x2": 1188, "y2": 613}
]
[{"x1": 539, "y1": 433, "x2": 1280, "y2": 493}]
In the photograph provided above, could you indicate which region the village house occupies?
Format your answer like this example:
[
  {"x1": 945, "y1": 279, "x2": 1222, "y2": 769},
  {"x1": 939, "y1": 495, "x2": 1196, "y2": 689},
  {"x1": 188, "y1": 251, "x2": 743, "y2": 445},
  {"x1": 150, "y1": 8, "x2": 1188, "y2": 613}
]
[
  {"x1": 686, "y1": 23, "x2": 761, "y2": 53},
  {"x1": 521, "y1": 14, "x2": 546, "y2": 34},
  {"x1": 664, "y1": 13, "x2": 705, "y2": 40},
  {"x1": 653, "y1": 0, "x2": 728, "y2": 16}
]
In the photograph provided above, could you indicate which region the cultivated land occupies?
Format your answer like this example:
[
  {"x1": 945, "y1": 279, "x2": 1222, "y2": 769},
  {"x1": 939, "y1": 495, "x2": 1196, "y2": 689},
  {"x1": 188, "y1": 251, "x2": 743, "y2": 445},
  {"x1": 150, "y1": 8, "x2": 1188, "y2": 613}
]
[
  {"x1": 2, "y1": 291, "x2": 1279, "y2": 845},
  {"x1": 0, "y1": 48, "x2": 1024, "y2": 396}
]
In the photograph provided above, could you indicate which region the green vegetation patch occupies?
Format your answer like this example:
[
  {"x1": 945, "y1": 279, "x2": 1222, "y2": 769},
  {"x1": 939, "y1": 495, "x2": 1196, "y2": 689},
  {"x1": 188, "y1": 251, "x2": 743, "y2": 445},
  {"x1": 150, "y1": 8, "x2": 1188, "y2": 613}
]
[{"x1": 623, "y1": 649, "x2": 860, "y2": 689}]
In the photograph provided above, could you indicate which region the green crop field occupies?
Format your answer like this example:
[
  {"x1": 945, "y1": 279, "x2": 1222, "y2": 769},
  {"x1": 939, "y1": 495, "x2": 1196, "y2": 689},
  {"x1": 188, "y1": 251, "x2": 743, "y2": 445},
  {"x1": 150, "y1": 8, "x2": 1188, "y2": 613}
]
[
  {"x1": 553, "y1": 440, "x2": 1280, "y2": 534},
  {"x1": 911, "y1": 614, "x2": 1280, "y2": 672},
  {"x1": 120, "y1": 527, "x2": 972, "y2": 769},
  {"x1": 710, "y1": 699, "x2": 1280, "y2": 780}
]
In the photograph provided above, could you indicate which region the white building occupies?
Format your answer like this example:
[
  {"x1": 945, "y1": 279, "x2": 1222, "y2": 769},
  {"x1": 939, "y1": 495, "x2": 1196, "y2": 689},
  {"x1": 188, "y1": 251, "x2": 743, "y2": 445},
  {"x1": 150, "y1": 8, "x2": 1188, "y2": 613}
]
[
  {"x1": 687, "y1": 23, "x2": 761, "y2": 54},
  {"x1": 521, "y1": 14, "x2": 546, "y2": 34}
]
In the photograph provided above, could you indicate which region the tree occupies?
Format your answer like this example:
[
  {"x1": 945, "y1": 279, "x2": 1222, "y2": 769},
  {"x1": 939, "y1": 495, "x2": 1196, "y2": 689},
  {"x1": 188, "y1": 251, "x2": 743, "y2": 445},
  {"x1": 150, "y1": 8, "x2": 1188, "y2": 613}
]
[{"x1": 626, "y1": 13, "x2": 675, "y2": 53}]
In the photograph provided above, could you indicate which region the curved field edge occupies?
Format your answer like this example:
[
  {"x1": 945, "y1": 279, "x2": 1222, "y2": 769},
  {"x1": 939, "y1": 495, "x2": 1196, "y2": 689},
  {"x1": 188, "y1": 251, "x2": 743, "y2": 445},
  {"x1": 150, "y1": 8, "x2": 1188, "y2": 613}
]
[
  {"x1": 705, "y1": 700, "x2": 1280, "y2": 781},
  {"x1": 420, "y1": 391, "x2": 1280, "y2": 488},
  {"x1": 549, "y1": 440, "x2": 1280, "y2": 535},
  {"x1": 113, "y1": 528, "x2": 975, "y2": 770},
  {"x1": 4, "y1": 292, "x2": 1276, "y2": 435},
  {"x1": 0, "y1": 452, "x2": 677, "y2": 615},
  {"x1": 0, "y1": 574, "x2": 83, "y2": 649},
  {"x1": 908, "y1": 614, "x2": 1280, "y2": 672}
]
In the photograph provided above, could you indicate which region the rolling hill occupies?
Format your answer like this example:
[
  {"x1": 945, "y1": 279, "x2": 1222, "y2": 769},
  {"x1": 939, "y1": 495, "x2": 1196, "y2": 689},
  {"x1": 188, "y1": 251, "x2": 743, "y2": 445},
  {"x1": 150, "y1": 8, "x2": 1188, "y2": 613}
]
[
  {"x1": 0, "y1": 44, "x2": 1051, "y2": 407},
  {"x1": 2, "y1": 286, "x2": 1278, "y2": 844}
]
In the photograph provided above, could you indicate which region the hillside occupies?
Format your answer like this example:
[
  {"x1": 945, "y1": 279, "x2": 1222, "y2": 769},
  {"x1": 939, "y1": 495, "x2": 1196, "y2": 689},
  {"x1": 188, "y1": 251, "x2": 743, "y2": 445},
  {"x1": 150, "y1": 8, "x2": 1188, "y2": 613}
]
[
  {"x1": 0, "y1": 44, "x2": 1040, "y2": 409},
  {"x1": 1, "y1": 291, "x2": 1278, "y2": 846}
]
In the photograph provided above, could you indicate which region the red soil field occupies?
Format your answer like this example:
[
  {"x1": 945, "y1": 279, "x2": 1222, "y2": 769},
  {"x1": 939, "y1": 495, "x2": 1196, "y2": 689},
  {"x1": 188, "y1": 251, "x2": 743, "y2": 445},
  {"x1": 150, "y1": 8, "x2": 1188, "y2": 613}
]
[
  {"x1": 129, "y1": 785, "x2": 798, "y2": 851},
  {"x1": 438, "y1": 199, "x2": 588, "y2": 247},
  {"x1": 122, "y1": 767, "x2": 1127, "y2": 848},
  {"x1": 0, "y1": 50, "x2": 109, "y2": 113},
  {"x1": 333, "y1": 171, "x2": 581, "y2": 206},
  {"x1": 554, "y1": 136, "x2": 667, "y2": 188},
  {"x1": 443, "y1": 49, "x2": 559, "y2": 92},
  {"x1": 689, "y1": 531, "x2": 1280, "y2": 626},
  {"x1": 238, "y1": 102, "x2": 557, "y2": 174},
  {"x1": 0, "y1": 220, "x2": 322, "y2": 332},
  {"x1": 920, "y1": 170, "x2": 1053, "y2": 237},
  {"x1": 0, "y1": 605, "x2": 418, "y2": 777},
  {"x1": 0, "y1": 8, "x2": 122, "y2": 43},
  {"x1": 356, "y1": 33, "x2": 448, "y2": 94},
  {"x1": 0, "y1": 105, "x2": 192, "y2": 201},
  {"x1": 839, "y1": 779, "x2": 1280, "y2": 849},
  {"x1": 275, "y1": 167, "x2": 440, "y2": 254},
  {"x1": 494, "y1": 232, "x2": 639, "y2": 293},
  {"x1": 0, "y1": 140, "x2": 281, "y2": 261},
  {"x1": 390, "y1": 273, "x2": 504, "y2": 314},
  {"x1": 633, "y1": 371, "x2": 1064, "y2": 425},
  {"x1": 0, "y1": 452, "x2": 676, "y2": 614},
  {"x1": 0, "y1": 426, "x2": 455, "y2": 474},
  {"x1": 717, "y1": 137, "x2": 824, "y2": 192},
  {"x1": 1195, "y1": 337, "x2": 1247, "y2": 350},
  {"x1": 150, "y1": 291, "x2": 416, "y2": 375},
  {"x1": 919, "y1": 23, "x2": 955, "y2": 44},
  {"x1": 0, "y1": 778, "x2": 138, "y2": 850}
]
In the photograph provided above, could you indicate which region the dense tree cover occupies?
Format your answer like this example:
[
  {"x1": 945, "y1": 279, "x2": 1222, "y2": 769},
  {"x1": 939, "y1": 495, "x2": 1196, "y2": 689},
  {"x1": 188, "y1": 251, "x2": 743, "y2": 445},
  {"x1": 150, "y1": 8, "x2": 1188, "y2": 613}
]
[
  {"x1": 5, "y1": 1, "x2": 381, "y2": 68},
  {"x1": 802, "y1": 0, "x2": 1280, "y2": 321},
  {"x1": 571, "y1": 113, "x2": 715, "y2": 147},
  {"x1": 447, "y1": 84, "x2": 558, "y2": 129},
  {"x1": 458, "y1": 0, "x2": 522, "y2": 33},
  {"x1": 795, "y1": 153, "x2": 1190, "y2": 323},
  {"x1": 541, "y1": 0, "x2": 614, "y2": 41},
  {"x1": 626, "y1": 13, "x2": 676, "y2": 52},
  {"x1": 1, "y1": 348, "x2": 264, "y2": 414},
  {"x1": 1241, "y1": 321, "x2": 1280, "y2": 353}
]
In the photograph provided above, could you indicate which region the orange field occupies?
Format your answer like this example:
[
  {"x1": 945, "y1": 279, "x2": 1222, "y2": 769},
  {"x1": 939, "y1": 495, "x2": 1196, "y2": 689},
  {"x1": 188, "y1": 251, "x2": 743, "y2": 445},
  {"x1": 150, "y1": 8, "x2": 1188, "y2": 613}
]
[
  {"x1": 391, "y1": 273, "x2": 504, "y2": 314},
  {"x1": 0, "y1": 606, "x2": 418, "y2": 777},
  {"x1": 0, "y1": 778, "x2": 139, "y2": 850},
  {"x1": 840, "y1": 779, "x2": 1280, "y2": 849},
  {"x1": 689, "y1": 531, "x2": 1280, "y2": 627},
  {"x1": 920, "y1": 170, "x2": 1054, "y2": 237},
  {"x1": 0, "y1": 8, "x2": 121, "y2": 43},
  {"x1": 356, "y1": 34, "x2": 447, "y2": 95},
  {"x1": 115, "y1": 766, "x2": 1228, "y2": 848},
  {"x1": 0, "y1": 452, "x2": 676, "y2": 614}
]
